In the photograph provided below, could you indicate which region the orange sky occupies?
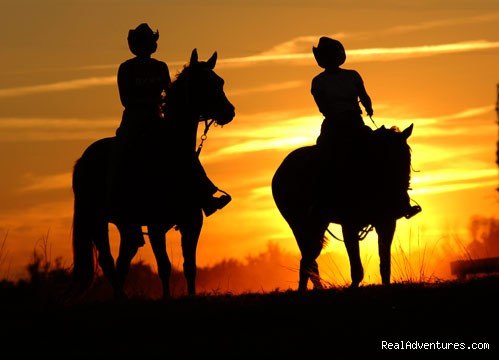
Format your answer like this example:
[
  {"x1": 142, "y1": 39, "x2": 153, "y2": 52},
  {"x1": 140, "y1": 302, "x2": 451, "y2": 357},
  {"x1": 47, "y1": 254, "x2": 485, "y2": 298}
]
[{"x1": 0, "y1": 0, "x2": 498, "y2": 287}]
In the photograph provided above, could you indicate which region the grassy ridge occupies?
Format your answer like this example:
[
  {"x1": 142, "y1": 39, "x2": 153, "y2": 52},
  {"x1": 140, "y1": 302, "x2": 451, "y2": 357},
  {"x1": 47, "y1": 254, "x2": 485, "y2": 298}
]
[{"x1": 1, "y1": 276, "x2": 498, "y2": 357}]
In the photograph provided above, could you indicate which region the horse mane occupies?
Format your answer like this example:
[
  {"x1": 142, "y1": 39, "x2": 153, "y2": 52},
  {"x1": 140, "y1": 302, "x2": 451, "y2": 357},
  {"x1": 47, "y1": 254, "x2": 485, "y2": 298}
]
[
  {"x1": 165, "y1": 65, "x2": 190, "y2": 100},
  {"x1": 171, "y1": 64, "x2": 190, "y2": 84},
  {"x1": 164, "y1": 62, "x2": 206, "y2": 110},
  {"x1": 168, "y1": 59, "x2": 211, "y2": 92}
]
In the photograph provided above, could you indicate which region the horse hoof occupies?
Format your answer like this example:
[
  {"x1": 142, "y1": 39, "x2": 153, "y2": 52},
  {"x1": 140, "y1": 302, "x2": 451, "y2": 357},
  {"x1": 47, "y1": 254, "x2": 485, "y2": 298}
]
[
  {"x1": 313, "y1": 282, "x2": 324, "y2": 290},
  {"x1": 349, "y1": 281, "x2": 361, "y2": 289}
]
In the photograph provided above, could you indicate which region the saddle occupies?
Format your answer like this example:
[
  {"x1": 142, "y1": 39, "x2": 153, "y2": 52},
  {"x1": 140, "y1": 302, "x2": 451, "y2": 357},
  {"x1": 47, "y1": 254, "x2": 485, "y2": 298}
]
[
  {"x1": 313, "y1": 126, "x2": 404, "y2": 224},
  {"x1": 106, "y1": 130, "x2": 195, "y2": 224}
]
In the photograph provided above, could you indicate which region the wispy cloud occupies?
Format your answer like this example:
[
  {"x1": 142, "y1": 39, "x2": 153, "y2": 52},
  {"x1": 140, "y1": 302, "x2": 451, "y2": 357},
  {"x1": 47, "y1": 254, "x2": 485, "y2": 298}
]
[
  {"x1": 346, "y1": 41, "x2": 499, "y2": 63},
  {"x1": 217, "y1": 40, "x2": 499, "y2": 67},
  {"x1": 254, "y1": 13, "x2": 499, "y2": 55},
  {"x1": 0, "y1": 117, "x2": 116, "y2": 129},
  {"x1": 412, "y1": 178, "x2": 497, "y2": 195},
  {"x1": 374, "y1": 105, "x2": 496, "y2": 130},
  {"x1": 412, "y1": 168, "x2": 496, "y2": 188},
  {"x1": 0, "y1": 117, "x2": 116, "y2": 142},
  {"x1": 20, "y1": 172, "x2": 72, "y2": 192},
  {"x1": 0, "y1": 76, "x2": 115, "y2": 98},
  {"x1": 229, "y1": 81, "x2": 304, "y2": 96},
  {"x1": 2, "y1": 39, "x2": 498, "y2": 98},
  {"x1": 381, "y1": 13, "x2": 499, "y2": 35},
  {"x1": 37, "y1": 13, "x2": 499, "y2": 73},
  {"x1": 259, "y1": 33, "x2": 348, "y2": 55}
]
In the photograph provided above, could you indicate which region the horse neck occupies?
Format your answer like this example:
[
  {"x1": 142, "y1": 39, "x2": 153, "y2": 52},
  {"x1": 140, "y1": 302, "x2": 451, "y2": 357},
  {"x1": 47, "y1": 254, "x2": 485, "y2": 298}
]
[
  {"x1": 165, "y1": 82, "x2": 194, "y2": 117},
  {"x1": 164, "y1": 84, "x2": 200, "y2": 150}
]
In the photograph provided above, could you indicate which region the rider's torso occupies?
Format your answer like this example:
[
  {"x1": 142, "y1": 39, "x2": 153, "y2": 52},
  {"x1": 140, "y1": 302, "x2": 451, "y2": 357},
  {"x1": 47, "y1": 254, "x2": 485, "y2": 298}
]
[{"x1": 311, "y1": 68, "x2": 363, "y2": 117}]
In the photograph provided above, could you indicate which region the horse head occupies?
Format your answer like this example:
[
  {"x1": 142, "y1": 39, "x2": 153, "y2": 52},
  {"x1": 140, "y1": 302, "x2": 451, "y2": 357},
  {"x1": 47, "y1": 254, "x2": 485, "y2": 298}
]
[
  {"x1": 166, "y1": 49, "x2": 235, "y2": 126},
  {"x1": 372, "y1": 123, "x2": 413, "y2": 201}
]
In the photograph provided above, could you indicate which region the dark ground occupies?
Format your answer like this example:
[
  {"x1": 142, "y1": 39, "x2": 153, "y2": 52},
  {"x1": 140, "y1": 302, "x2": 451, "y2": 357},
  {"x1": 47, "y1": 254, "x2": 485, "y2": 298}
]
[{"x1": 1, "y1": 276, "x2": 498, "y2": 358}]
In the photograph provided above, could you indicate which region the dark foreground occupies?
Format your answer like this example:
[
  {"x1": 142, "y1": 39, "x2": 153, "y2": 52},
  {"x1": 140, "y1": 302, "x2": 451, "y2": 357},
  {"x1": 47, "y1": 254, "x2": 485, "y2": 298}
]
[{"x1": 1, "y1": 276, "x2": 498, "y2": 358}]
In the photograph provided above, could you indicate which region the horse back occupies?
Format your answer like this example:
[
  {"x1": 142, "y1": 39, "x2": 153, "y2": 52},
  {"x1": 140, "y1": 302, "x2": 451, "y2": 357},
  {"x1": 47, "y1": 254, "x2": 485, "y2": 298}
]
[{"x1": 73, "y1": 137, "x2": 114, "y2": 193}]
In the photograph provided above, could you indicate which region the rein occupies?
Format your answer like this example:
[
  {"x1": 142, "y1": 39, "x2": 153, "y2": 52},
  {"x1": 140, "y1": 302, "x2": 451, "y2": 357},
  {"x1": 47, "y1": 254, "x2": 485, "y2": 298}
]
[
  {"x1": 326, "y1": 224, "x2": 374, "y2": 242},
  {"x1": 196, "y1": 118, "x2": 215, "y2": 156},
  {"x1": 368, "y1": 115, "x2": 379, "y2": 129}
]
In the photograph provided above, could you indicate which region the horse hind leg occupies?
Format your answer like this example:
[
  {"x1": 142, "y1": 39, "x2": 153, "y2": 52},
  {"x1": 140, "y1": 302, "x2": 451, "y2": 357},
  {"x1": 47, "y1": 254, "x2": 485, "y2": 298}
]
[
  {"x1": 299, "y1": 256, "x2": 323, "y2": 292},
  {"x1": 309, "y1": 260, "x2": 324, "y2": 290},
  {"x1": 293, "y1": 224, "x2": 325, "y2": 292},
  {"x1": 147, "y1": 224, "x2": 172, "y2": 300}
]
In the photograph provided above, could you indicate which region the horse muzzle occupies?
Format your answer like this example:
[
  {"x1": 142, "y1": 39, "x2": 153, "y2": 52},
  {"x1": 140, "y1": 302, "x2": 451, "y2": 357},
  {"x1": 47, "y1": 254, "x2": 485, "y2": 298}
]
[{"x1": 214, "y1": 104, "x2": 235, "y2": 126}]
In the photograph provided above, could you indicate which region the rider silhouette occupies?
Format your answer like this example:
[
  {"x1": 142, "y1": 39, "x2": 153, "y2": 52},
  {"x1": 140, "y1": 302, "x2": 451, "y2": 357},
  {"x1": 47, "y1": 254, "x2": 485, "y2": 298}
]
[
  {"x1": 311, "y1": 36, "x2": 420, "y2": 220},
  {"x1": 108, "y1": 23, "x2": 230, "y2": 219},
  {"x1": 116, "y1": 23, "x2": 170, "y2": 138}
]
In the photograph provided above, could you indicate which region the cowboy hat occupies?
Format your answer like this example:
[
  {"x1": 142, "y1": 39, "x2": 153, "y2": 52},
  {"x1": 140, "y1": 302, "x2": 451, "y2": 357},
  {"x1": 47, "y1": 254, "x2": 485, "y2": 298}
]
[
  {"x1": 312, "y1": 37, "x2": 346, "y2": 69},
  {"x1": 127, "y1": 23, "x2": 159, "y2": 56}
]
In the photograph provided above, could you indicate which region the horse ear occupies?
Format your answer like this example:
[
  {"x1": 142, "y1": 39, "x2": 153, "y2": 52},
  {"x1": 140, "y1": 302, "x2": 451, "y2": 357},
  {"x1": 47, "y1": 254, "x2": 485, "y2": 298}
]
[
  {"x1": 207, "y1": 51, "x2": 217, "y2": 69},
  {"x1": 402, "y1": 123, "x2": 414, "y2": 139},
  {"x1": 190, "y1": 48, "x2": 199, "y2": 65}
]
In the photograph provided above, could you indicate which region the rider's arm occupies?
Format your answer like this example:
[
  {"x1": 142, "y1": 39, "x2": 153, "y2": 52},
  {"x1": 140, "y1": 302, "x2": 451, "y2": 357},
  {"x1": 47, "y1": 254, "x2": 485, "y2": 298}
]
[
  {"x1": 117, "y1": 62, "x2": 132, "y2": 107},
  {"x1": 355, "y1": 71, "x2": 373, "y2": 117},
  {"x1": 311, "y1": 77, "x2": 329, "y2": 117}
]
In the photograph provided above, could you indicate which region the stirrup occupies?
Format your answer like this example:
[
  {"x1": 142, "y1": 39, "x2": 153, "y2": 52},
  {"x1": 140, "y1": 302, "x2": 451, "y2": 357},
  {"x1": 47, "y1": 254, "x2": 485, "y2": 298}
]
[{"x1": 404, "y1": 205, "x2": 422, "y2": 219}]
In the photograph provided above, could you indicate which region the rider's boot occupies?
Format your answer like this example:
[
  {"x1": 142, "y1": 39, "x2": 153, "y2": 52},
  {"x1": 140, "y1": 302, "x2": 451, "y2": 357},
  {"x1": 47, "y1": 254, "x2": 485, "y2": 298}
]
[
  {"x1": 202, "y1": 191, "x2": 232, "y2": 217},
  {"x1": 399, "y1": 192, "x2": 422, "y2": 219}
]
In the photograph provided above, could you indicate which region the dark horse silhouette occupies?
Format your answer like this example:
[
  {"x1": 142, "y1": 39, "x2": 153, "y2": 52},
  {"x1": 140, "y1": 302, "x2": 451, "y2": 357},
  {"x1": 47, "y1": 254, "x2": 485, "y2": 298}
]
[
  {"x1": 272, "y1": 124, "x2": 414, "y2": 291},
  {"x1": 71, "y1": 49, "x2": 235, "y2": 299}
]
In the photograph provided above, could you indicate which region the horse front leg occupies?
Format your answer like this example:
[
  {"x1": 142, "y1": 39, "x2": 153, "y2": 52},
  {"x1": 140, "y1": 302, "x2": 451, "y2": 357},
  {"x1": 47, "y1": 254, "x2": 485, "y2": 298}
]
[
  {"x1": 342, "y1": 224, "x2": 364, "y2": 288},
  {"x1": 115, "y1": 224, "x2": 143, "y2": 299},
  {"x1": 178, "y1": 209, "x2": 203, "y2": 296},
  {"x1": 148, "y1": 224, "x2": 172, "y2": 300},
  {"x1": 375, "y1": 219, "x2": 396, "y2": 285}
]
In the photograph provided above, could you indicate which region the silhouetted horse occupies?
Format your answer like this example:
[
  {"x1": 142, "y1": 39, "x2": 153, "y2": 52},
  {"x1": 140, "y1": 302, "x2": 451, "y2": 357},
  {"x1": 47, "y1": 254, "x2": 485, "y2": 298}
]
[
  {"x1": 71, "y1": 49, "x2": 235, "y2": 299},
  {"x1": 272, "y1": 124, "x2": 414, "y2": 291}
]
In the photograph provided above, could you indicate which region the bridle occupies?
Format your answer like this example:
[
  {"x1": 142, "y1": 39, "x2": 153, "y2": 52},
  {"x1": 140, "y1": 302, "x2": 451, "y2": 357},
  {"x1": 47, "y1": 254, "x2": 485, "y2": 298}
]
[{"x1": 196, "y1": 117, "x2": 216, "y2": 157}]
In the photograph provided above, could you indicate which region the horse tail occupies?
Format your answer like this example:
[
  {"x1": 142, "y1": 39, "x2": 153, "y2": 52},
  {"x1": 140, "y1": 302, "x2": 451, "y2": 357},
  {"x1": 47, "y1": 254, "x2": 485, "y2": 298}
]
[
  {"x1": 70, "y1": 138, "x2": 112, "y2": 292},
  {"x1": 71, "y1": 157, "x2": 96, "y2": 290}
]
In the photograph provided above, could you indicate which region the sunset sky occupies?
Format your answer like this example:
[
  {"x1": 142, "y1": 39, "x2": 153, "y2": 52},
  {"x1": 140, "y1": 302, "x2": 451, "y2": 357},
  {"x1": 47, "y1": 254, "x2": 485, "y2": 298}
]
[{"x1": 0, "y1": 0, "x2": 498, "y2": 287}]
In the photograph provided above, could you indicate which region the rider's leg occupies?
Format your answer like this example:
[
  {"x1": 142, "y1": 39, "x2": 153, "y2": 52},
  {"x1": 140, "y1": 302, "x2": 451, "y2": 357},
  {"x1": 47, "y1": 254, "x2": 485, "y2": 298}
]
[
  {"x1": 191, "y1": 156, "x2": 231, "y2": 217},
  {"x1": 309, "y1": 142, "x2": 343, "y2": 220}
]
